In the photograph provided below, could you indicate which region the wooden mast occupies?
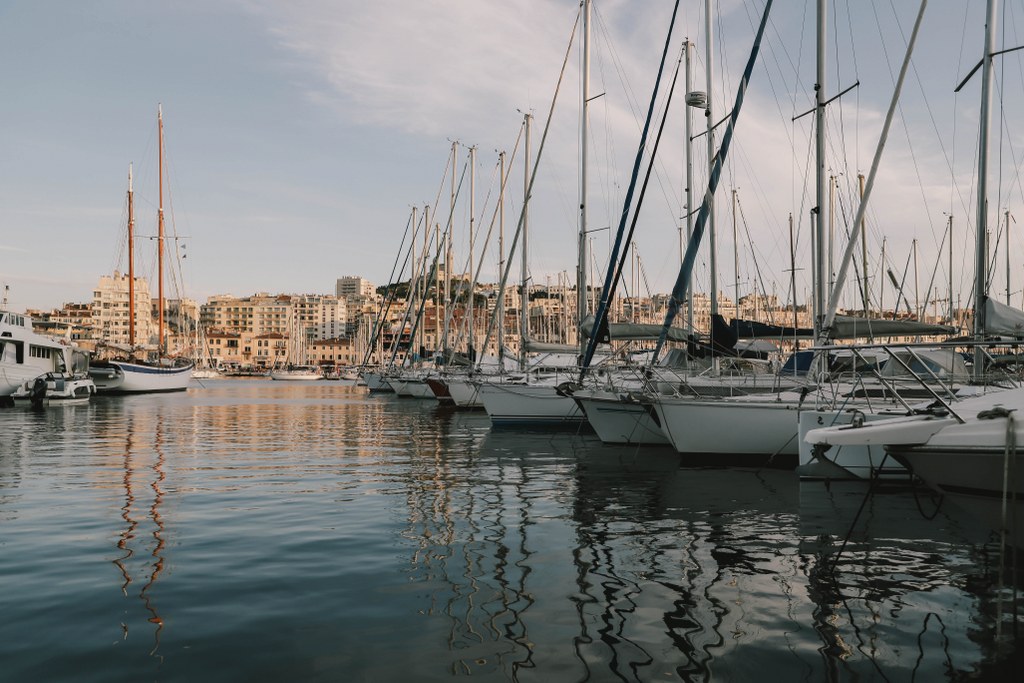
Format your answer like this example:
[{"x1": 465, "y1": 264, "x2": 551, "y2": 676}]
[
  {"x1": 128, "y1": 164, "x2": 135, "y2": 349},
  {"x1": 157, "y1": 104, "x2": 166, "y2": 357}
]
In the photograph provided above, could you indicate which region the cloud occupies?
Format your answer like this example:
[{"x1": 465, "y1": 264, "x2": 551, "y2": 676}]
[{"x1": 242, "y1": 0, "x2": 579, "y2": 140}]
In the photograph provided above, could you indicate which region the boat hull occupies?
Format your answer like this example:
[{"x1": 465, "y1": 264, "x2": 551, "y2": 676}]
[
  {"x1": 446, "y1": 377, "x2": 483, "y2": 408},
  {"x1": 361, "y1": 371, "x2": 394, "y2": 393},
  {"x1": 90, "y1": 360, "x2": 193, "y2": 394},
  {"x1": 11, "y1": 373, "x2": 96, "y2": 406},
  {"x1": 478, "y1": 381, "x2": 587, "y2": 428},
  {"x1": 797, "y1": 409, "x2": 922, "y2": 481},
  {"x1": 574, "y1": 390, "x2": 669, "y2": 445},
  {"x1": 651, "y1": 394, "x2": 801, "y2": 467}
]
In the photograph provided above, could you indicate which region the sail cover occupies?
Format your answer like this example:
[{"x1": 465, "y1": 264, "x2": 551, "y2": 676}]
[{"x1": 984, "y1": 297, "x2": 1024, "y2": 337}]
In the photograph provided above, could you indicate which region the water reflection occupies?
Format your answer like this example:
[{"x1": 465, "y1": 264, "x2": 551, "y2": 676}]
[
  {"x1": 108, "y1": 407, "x2": 166, "y2": 660},
  {"x1": 1, "y1": 382, "x2": 1019, "y2": 680},
  {"x1": 799, "y1": 481, "x2": 1014, "y2": 681},
  {"x1": 400, "y1": 409, "x2": 545, "y2": 677}
]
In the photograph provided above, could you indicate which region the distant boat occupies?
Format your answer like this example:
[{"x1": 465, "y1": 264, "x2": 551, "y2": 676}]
[
  {"x1": 1, "y1": 309, "x2": 96, "y2": 405},
  {"x1": 89, "y1": 105, "x2": 193, "y2": 394},
  {"x1": 191, "y1": 366, "x2": 223, "y2": 380},
  {"x1": 269, "y1": 365, "x2": 323, "y2": 381}
]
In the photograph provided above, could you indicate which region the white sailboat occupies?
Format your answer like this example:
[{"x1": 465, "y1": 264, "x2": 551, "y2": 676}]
[
  {"x1": 478, "y1": 2, "x2": 599, "y2": 428},
  {"x1": 90, "y1": 106, "x2": 193, "y2": 394},
  {"x1": 805, "y1": 0, "x2": 1024, "y2": 546}
]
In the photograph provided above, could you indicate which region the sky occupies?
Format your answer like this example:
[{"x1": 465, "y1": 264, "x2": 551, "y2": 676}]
[{"x1": 2, "y1": 0, "x2": 1022, "y2": 317}]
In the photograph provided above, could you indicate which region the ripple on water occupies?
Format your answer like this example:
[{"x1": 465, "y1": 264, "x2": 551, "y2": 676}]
[{"x1": 0, "y1": 381, "x2": 1019, "y2": 681}]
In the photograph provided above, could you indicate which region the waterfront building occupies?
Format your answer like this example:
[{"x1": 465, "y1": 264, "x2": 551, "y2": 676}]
[{"x1": 92, "y1": 271, "x2": 154, "y2": 348}]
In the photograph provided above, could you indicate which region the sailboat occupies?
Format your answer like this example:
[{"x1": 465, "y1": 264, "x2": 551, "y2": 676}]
[
  {"x1": 90, "y1": 106, "x2": 194, "y2": 394},
  {"x1": 805, "y1": 0, "x2": 1024, "y2": 546},
  {"x1": 269, "y1": 312, "x2": 323, "y2": 381}
]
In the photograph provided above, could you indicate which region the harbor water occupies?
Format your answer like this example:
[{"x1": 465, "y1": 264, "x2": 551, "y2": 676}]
[{"x1": 1, "y1": 379, "x2": 1020, "y2": 681}]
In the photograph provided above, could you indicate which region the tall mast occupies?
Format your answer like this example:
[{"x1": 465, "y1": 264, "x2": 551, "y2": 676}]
[
  {"x1": 421, "y1": 204, "x2": 429, "y2": 359},
  {"x1": 732, "y1": 188, "x2": 739, "y2": 318},
  {"x1": 411, "y1": 206, "x2": 417, "y2": 363},
  {"x1": 468, "y1": 146, "x2": 476, "y2": 360},
  {"x1": 974, "y1": 0, "x2": 997, "y2": 379},
  {"x1": 157, "y1": 104, "x2": 166, "y2": 356},
  {"x1": 948, "y1": 215, "x2": 954, "y2": 322},
  {"x1": 577, "y1": 0, "x2": 591, "y2": 356},
  {"x1": 705, "y1": 0, "x2": 718, "y2": 332},
  {"x1": 446, "y1": 140, "x2": 456, "y2": 356},
  {"x1": 814, "y1": 0, "x2": 827, "y2": 337},
  {"x1": 128, "y1": 164, "x2": 136, "y2": 349},
  {"x1": 520, "y1": 112, "x2": 532, "y2": 369},
  {"x1": 860, "y1": 173, "x2": 868, "y2": 314},
  {"x1": 498, "y1": 151, "x2": 506, "y2": 366},
  {"x1": 684, "y1": 39, "x2": 695, "y2": 335}
]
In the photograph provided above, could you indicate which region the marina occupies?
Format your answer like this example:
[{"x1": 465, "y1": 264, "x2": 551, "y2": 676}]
[
  {"x1": 0, "y1": 378, "x2": 1021, "y2": 681},
  {"x1": 4, "y1": 0, "x2": 1024, "y2": 678}
]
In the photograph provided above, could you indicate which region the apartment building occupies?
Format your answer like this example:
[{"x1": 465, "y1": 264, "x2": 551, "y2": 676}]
[{"x1": 92, "y1": 271, "x2": 155, "y2": 347}]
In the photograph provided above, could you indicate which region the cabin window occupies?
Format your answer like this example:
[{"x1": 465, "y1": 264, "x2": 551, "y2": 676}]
[{"x1": 2, "y1": 340, "x2": 26, "y2": 364}]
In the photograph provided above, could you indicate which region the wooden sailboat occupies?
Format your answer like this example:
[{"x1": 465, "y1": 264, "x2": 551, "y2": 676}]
[{"x1": 90, "y1": 105, "x2": 194, "y2": 394}]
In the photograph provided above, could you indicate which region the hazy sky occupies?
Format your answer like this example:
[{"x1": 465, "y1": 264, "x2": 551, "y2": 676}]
[{"x1": 1, "y1": 0, "x2": 1019, "y2": 315}]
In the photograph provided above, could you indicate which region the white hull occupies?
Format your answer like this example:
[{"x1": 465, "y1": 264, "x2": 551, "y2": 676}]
[
  {"x1": 478, "y1": 381, "x2": 585, "y2": 427},
  {"x1": 574, "y1": 389, "x2": 669, "y2": 445},
  {"x1": 797, "y1": 409, "x2": 914, "y2": 481},
  {"x1": 2, "y1": 311, "x2": 91, "y2": 397},
  {"x1": 651, "y1": 393, "x2": 803, "y2": 465},
  {"x1": 90, "y1": 360, "x2": 193, "y2": 394},
  {"x1": 400, "y1": 378, "x2": 437, "y2": 399},
  {"x1": 446, "y1": 377, "x2": 483, "y2": 408},
  {"x1": 269, "y1": 371, "x2": 322, "y2": 381},
  {"x1": 361, "y1": 371, "x2": 393, "y2": 392}
]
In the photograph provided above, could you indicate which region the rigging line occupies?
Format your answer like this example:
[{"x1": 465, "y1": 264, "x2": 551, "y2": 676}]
[
  {"x1": 579, "y1": 0, "x2": 682, "y2": 377},
  {"x1": 737, "y1": 194, "x2": 777, "y2": 325},
  {"x1": 361, "y1": 211, "x2": 415, "y2": 366},
  {"x1": 870, "y1": 0, "x2": 947, "y2": 253},
  {"x1": 450, "y1": 150, "x2": 525, "y2": 359},
  {"x1": 653, "y1": 0, "x2": 775, "y2": 364},
  {"x1": 476, "y1": 7, "x2": 582, "y2": 364}
]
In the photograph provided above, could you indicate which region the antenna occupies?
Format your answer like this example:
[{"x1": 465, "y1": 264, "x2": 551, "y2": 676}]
[{"x1": 2, "y1": 283, "x2": 8, "y2": 308}]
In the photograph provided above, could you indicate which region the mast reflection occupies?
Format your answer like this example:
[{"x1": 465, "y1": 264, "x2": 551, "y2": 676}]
[{"x1": 109, "y1": 409, "x2": 166, "y2": 660}]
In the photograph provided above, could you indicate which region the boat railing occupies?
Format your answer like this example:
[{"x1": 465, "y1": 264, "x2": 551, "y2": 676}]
[{"x1": 810, "y1": 338, "x2": 1024, "y2": 424}]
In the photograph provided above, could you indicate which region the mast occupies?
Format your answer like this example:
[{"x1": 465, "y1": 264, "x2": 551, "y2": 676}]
[
  {"x1": 913, "y1": 238, "x2": 920, "y2": 318},
  {"x1": 684, "y1": 39, "x2": 695, "y2": 336},
  {"x1": 411, "y1": 206, "x2": 417, "y2": 363},
  {"x1": 520, "y1": 112, "x2": 532, "y2": 369},
  {"x1": 577, "y1": 0, "x2": 591, "y2": 356},
  {"x1": 705, "y1": 0, "x2": 718, "y2": 339},
  {"x1": 789, "y1": 213, "x2": 799, "y2": 345},
  {"x1": 128, "y1": 164, "x2": 136, "y2": 349},
  {"x1": 468, "y1": 146, "x2": 476, "y2": 361},
  {"x1": 435, "y1": 217, "x2": 441, "y2": 357},
  {"x1": 974, "y1": 0, "x2": 997, "y2": 380},
  {"x1": 948, "y1": 215, "x2": 954, "y2": 322},
  {"x1": 157, "y1": 104, "x2": 166, "y2": 356},
  {"x1": 732, "y1": 188, "x2": 739, "y2": 319},
  {"x1": 813, "y1": 0, "x2": 827, "y2": 337},
  {"x1": 446, "y1": 141, "x2": 456, "y2": 358},
  {"x1": 498, "y1": 151, "x2": 506, "y2": 367},
  {"x1": 860, "y1": 173, "x2": 868, "y2": 314},
  {"x1": 421, "y1": 204, "x2": 429, "y2": 360},
  {"x1": 1005, "y1": 209, "x2": 1011, "y2": 305}
]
